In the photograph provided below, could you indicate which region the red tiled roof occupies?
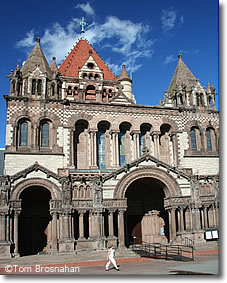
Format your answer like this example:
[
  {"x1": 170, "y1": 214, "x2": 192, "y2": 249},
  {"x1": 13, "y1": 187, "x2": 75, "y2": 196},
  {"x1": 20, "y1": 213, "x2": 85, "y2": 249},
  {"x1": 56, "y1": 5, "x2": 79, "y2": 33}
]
[{"x1": 59, "y1": 39, "x2": 117, "y2": 81}]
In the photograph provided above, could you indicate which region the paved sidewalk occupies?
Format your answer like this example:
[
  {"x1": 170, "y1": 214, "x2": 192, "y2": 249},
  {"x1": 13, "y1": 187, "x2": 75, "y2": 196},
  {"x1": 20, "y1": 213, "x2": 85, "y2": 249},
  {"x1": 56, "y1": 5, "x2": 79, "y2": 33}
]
[{"x1": 0, "y1": 249, "x2": 219, "y2": 276}]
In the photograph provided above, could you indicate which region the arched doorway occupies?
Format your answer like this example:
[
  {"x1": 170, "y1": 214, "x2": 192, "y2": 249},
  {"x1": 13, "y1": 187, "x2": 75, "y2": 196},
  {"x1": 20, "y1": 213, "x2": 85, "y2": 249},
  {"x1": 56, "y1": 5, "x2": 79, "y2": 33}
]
[
  {"x1": 18, "y1": 186, "x2": 51, "y2": 256},
  {"x1": 125, "y1": 177, "x2": 169, "y2": 247}
]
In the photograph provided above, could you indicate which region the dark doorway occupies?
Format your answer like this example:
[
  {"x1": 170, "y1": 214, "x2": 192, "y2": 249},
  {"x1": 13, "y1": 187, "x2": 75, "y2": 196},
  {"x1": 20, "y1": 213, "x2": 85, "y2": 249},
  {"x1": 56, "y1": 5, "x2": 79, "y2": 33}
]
[
  {"x1": 125, "y1": 177, "x2": 169, "y2": 247},
  {"x1": 18, "y1": 186, "x2": 51, "y2": 256}
]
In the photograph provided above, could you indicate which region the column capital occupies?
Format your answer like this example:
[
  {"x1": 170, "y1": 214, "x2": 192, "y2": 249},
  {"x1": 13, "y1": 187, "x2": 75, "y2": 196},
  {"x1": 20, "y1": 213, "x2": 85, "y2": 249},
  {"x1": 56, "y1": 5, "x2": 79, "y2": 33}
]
[
  {"x1": 108, "y1": 208, "x2": 116, "y2": 214},
  {"x1": 89, "y1": 129, "x2": 98, "y2": 134},
  {"x1": 78, "y1": 209, "x2": 87, "y2": 215},
  {"x1": 110, "y1": 130, "x2": 120, "y2": 135},
  {"x1": 131, "y1": 130, "x2": 140, "y2": 135},
  {"x1": 118, "y1": 209, "x2": 126, "y2": 215},
  {"x1": 151, "y1": 131, "x2": 161, "y2": 136}
]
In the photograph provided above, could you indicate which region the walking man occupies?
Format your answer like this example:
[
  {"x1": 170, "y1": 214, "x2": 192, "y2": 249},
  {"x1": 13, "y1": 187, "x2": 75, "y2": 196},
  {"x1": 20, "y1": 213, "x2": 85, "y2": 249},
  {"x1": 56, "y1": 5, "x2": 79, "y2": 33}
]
[{"x1": 105, "y1": 245, "x2": 120, "y2": 271}]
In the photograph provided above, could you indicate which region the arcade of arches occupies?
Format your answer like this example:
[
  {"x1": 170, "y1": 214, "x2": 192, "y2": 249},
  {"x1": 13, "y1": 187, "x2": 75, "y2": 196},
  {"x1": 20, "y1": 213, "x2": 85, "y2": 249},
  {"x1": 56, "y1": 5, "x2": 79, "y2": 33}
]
[{"x1": 7, "y1": 175, "x2": 218, "y2": 257}]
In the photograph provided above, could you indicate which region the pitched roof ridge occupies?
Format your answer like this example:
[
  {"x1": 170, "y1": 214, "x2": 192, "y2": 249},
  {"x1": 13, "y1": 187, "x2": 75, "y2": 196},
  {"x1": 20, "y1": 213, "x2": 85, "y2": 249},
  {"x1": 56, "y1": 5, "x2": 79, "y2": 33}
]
[
  {"x1": 59, "y1": 38, "x2": 117, "y2": 80},
  {"x1": 21, "y1": 37, "x2": 53, "y2": 77},
  {"x1": 167, "y1": 54, "x2": 198, "y2": 96}
]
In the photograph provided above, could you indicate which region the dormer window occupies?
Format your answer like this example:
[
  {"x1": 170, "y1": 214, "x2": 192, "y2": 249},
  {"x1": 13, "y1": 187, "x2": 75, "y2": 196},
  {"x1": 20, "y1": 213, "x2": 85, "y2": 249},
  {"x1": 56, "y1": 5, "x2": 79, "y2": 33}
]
[
  {"x1": 89, "y1": 73, "x2": 93, "y2": 80},
  {"x1": 51, "y1": 84, "x2": 55, "y2": 96},
  {"x1": 37, "y1": 79, "x2": 42, "y2": 95},
  {"x1": 196, "y1": 93, "x2": 203, "y2": 106},
  {"x1": 32, "y1": 79, "x2": 36, "y2": 95},
  {"x1": 83, "y1": 73, "x2": 87, "y2": 79},
  {"x1": 94, "y1": 74, "x2": 99, "y2": 80},
  {"x1": 87, "y1": 62, "x2": 94, "y2": 69}
]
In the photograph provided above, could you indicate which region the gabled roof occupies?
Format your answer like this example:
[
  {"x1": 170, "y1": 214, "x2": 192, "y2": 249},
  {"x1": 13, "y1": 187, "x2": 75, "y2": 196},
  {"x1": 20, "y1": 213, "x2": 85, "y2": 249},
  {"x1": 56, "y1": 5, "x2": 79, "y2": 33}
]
[
  {"x1": 59, "y1": 39, "x2": 117, "y2": 81},
  {"x1": 10, "y1": 162, "x2": 60, "y2": 183},
  {"x1": 109, "y1": 91, "x2": 134, "y2": 105},
  {"x1": 103, "y1": 153, "x2": 191, "y2": 183},
  {"x1": 21, "y1": 38, "x2": 53, "y2": 78},
  {"x1": 167, "y1": 55, "x2": 198, "y2": 97}
]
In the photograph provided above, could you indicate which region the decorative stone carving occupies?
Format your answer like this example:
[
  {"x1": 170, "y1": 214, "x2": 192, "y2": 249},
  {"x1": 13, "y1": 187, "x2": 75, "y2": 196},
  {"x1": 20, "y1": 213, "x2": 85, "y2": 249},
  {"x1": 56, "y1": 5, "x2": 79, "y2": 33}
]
[
  {"x1": 0, "y1": 177, "x2": 10, "y2": 206},
  {"x1": 61, "y1": 177, "x2": 72, "y2": 205},
  {"x1": 92, "y1": 178, "x2": 103, "y2": 208}
]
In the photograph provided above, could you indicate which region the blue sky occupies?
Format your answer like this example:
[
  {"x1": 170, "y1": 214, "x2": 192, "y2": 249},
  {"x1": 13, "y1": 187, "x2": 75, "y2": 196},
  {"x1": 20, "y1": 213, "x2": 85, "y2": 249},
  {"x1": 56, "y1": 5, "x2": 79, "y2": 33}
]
[{"x1": 0, "y1": 0, "x2": 220, "y2": 148}]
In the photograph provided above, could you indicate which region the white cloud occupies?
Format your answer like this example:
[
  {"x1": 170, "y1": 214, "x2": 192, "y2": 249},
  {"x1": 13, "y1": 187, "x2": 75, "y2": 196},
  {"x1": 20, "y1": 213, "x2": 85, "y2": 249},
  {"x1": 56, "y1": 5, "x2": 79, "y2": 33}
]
[
  {"x1": 75, "y1": 2, "x2": 95, "y2": 16},
  {"x1": 163, "y1": 55, "x2": 177, "y2": 65},
  {"x1": 16, "y1": 15, "x2": 153, "y2": 75},
  {"x1": 161, "y1": 8, "x2": 177, "y2": 32},
  {"x1": 16, "y1": 30, "x2": 35, "y2": 48},
  {"x1": 179, "y1": 16, "x2": 184, "y2": 25}
]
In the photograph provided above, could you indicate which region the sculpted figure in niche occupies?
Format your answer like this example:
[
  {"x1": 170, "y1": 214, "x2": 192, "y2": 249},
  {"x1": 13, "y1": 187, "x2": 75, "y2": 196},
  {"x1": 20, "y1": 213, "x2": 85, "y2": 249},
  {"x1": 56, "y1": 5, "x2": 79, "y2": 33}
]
[
  {"x1": 62, "y1": 178, "x2": 72, "y2": 205},
  {"x1": 92, "y1": 178, "x2": 103, "y2": 206}
]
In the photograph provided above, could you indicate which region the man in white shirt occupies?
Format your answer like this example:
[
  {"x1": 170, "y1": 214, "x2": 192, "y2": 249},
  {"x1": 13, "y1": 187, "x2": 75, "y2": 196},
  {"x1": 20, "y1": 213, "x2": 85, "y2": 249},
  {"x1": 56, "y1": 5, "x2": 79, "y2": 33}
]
[{"x1": 105, "y1": 245, "x2": 120, "y2": 271}]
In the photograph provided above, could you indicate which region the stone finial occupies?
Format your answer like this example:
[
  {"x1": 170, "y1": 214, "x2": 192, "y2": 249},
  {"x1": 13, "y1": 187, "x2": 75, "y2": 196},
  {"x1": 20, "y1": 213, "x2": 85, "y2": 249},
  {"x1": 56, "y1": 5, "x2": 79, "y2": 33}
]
[
  {"x1": 178, "y1": 54, "x2": 182, "y2": 59},
  {"x1": 36, "y1": 37, "x2": 40, "y2": 43}
]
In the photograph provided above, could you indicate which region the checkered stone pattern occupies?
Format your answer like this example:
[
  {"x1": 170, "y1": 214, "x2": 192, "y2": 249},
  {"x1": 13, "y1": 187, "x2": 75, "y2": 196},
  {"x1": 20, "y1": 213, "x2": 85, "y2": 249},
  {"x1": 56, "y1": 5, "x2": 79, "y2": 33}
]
[{"x1": 6, "y1": 104, "x2": 219, "y2": 132}]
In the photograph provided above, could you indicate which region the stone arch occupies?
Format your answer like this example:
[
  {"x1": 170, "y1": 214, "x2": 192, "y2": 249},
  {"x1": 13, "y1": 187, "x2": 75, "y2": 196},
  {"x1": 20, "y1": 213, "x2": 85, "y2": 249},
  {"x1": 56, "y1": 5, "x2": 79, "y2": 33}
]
[
  {"x1": 11, "y1": 178, "x2": 61, "y2": 201},
  {"x1": 113, "y1": 167, "x2": 181, "y2": 199},
  {"x1": 36, "y1": 112, "x2": 62, "y2": 128},
  {"x1": 67, "y1": 112, "x2": 92, "y2": 128},
  {"x1": 160, "y1": 117, "x2": 178, "y2": 133},
  {"x1": 184, "y1": 120, "x2": 203, "y2": 133}
]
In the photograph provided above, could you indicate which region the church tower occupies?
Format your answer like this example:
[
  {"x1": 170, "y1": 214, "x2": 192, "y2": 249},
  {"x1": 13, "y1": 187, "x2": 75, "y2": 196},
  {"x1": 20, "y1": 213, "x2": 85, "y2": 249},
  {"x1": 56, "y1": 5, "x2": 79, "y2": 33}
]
[
  {"x1": 118, "y1": 64, "x2": 135, "y2": 103},
  {"x1": 162, "y1": 54, "x2": 217, "y2": 110}
]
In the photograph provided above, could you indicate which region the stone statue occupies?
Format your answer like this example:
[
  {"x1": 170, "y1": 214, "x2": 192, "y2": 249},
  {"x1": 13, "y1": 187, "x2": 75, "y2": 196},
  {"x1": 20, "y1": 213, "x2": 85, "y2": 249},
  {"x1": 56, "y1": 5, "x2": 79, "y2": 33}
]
[
  {"x1": 92, "y1": 178, "x2": 103, "y2": 207},
  {"x1": 62, "y1": 178, "x2": 72, "y2": 205}
]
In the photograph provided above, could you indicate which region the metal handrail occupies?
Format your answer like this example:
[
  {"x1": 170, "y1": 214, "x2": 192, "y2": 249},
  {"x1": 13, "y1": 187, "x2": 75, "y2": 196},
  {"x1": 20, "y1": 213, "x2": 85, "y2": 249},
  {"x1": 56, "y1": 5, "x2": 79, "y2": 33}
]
[{"x1": 132, "y1": 240, "x2": 194, "y2": 261}]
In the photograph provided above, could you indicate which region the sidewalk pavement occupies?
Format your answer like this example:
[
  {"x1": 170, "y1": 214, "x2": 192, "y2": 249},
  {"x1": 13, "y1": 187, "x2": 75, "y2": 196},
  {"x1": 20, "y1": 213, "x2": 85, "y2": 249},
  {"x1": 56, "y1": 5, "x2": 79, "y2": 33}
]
[{"x1": 0, "y1": 249, "x2": 219, "y2": 276}]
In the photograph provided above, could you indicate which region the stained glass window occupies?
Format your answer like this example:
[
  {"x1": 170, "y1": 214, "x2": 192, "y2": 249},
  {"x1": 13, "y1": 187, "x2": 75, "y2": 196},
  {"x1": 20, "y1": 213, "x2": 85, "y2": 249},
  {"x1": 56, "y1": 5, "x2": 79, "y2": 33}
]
[
  {"x1": 206, "y1": 130, "x2": 212, "y2": 151},
  {"x1": 41, "y1": 123, "x2": 49, "y2": 147},
  {"x1": 119, "y1": 132, "x2": 126, "y2": 166},
  {"x1": 139, "y1": 133, "x2": 146, "y2": 156},
  {"x1": 97, "y1": 131, "x2": 105, "y2": 169},
  {"x1": 190, "y1": 128, "x2": 197, "y2": 150},
  {"x1": 20, "y1": 121, "x2": 28, "y2": 146}
]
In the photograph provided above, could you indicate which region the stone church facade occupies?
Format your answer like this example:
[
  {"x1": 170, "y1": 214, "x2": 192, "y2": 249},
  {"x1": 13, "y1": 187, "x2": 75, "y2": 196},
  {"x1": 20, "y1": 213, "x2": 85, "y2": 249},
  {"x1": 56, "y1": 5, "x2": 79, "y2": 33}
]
[{"x1": 0, "y1": 36, "x2": 219, "y2": 258}]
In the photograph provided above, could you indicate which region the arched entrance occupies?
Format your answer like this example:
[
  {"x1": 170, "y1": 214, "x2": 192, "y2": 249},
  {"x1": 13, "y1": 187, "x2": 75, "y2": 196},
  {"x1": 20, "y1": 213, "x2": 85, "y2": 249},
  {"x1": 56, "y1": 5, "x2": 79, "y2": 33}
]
[
  {"x1": 125, "y1": 177, "x2": 169, "y2": 247},
  {"x1": 18, "y1": 186, "x2": 51, "y2": 256}
]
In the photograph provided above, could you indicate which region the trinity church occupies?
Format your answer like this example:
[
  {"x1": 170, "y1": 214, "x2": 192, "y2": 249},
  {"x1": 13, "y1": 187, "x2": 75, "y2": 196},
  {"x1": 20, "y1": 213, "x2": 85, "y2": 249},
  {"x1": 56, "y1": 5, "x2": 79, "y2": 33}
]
[{"x1": 0, "y1": 28, "x2": 219, "y2": 258}]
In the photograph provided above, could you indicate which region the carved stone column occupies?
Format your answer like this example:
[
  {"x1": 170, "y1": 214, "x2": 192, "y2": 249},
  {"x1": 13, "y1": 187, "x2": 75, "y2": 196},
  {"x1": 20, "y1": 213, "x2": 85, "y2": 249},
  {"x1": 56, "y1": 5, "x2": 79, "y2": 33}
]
[
  {"x1": 108, "y1": 209, "x2": 115, "y2": 237},
  {"x1": 112, "y1": 131, "x2": 119, "y2": 168},
  {"x1": 132, "y1": 131, "x2": 140, "y2": 160},
  {"x1": 118, "y1": 210, "x2": 125, "y2": 247},
  {"x1": 13, "y1": 210, "x2": 20, "y2": 255},
  {"x1": 168, "y1": 208, "x2": 176, "y2": 242},
  {"x1": 92, "y1": 210, "x2": 103, "y2": 238},
  {"x1": 51, "y1": 212, "x2": 58, "y2": 251},
  {"x1": 152, "y1": 132, "x2": 160, "y2": 159},
  {"x1": 0, "y1": 213, "x2": 6, "y2": 241},
  {"x1": 105, "y1": 130, "x2": 111, "y2": 169},
  {"x1": 90, "y1": 130, "x2": 98, "y2": 169},
  {"x1": 180, "y1": 207, "x2": 184, "y2": 232},
  {"x1": 78, "y1": 210, "x2": 86, "y2": 239},
  {"x1": 170, "y1": 133, "x2": 179, "y2": 167},
  {"x1": 204, "y1": 206, "x2": 208, "y2": 229},
  {"x1": 58, "y1": 209, "x2": 75, "y2": 253}
]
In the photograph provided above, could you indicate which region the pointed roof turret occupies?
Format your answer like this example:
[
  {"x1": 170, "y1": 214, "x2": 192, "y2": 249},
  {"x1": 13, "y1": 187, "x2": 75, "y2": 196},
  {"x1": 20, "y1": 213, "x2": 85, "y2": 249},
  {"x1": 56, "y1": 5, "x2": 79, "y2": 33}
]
[
  {"x1": 59, "y1": 39, "x2": 117, "y2": 81},
  {"x1": 21, "y1": 37, "x2": 53, "y2": 77},
  {"x1": 167, "y1": 54, "x2": 198, "y2": 97},
  {"x1": 49, "y1": 57, "x2": 59, "y2": 72},
  {"x1": 118, "y1": 64, "x2": 132, "y2": 82}
]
